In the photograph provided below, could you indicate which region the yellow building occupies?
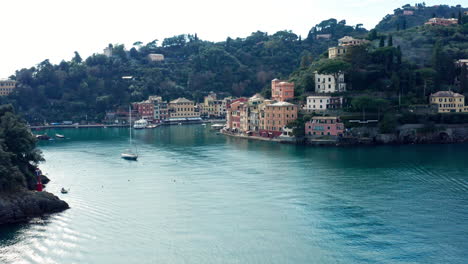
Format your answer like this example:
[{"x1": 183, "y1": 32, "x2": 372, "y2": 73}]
[
  {"x1": 0, "y1": 80, "x2": 16, "y2": 96},
  {"x1": 200, "y1": 93, "x2": 223, "y2": 118},
  {"x1": 430, "y1": 91, "x2": 468, "y2": 113},
  {"x1": 169, "y1": 98, "x2": 200, "y2": 118},
  {"x1": 328, "y1": 46, "x2": 348, "y2": 59}
]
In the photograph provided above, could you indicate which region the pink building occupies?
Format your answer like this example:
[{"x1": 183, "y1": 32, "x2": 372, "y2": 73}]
[
  {"x1": 271, "y1": 79, "x2": 294, "y2": 102},
  {"x1": 226, "y1": 98, "x2": 247, "y2": 131},
  {"x1": 305, "y1": 116, "x2": 344, "y2": 137},
  {"x1": 133, "y1": 101, "x2": 154, "y2": 120}
]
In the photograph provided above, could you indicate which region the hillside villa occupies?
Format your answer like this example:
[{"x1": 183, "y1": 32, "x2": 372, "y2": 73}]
[
  {"x1": 306, "y1": 95, "x2": 343, "y2": 112},
  {"x1": 430, "y1": 91, "x2": 468, "y2": 113},
  {"x1": 271, "y1": 79, "x2": 294, "y2": 102},
  {"x1": 315, "y1": 72, "x2": 346, "y2": 93},
  {"x1": 425, "y1": 18, "x2": 458, "y2": 26},
  {"x1": 0, "y1": 79, "x2": 16, "y2": 96}
]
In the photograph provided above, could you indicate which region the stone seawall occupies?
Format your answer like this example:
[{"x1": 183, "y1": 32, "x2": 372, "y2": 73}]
[{"x1": 348, "y1": 124, "x2": 468, "y2": 145}]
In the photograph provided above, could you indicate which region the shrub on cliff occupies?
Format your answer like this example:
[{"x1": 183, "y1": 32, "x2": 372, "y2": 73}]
[{"x1": 0, "y1": 104, "x2": 43, "y2": 192}]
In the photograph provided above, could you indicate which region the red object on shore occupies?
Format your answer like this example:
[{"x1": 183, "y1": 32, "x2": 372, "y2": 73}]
[{"x1": 35, "y1": 168, "x2": 43, "y2": 192}]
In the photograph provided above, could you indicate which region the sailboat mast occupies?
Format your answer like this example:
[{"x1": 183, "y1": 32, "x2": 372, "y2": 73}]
[{"x1": 129, "y1": 105, "x2": 132, "y2": 145}]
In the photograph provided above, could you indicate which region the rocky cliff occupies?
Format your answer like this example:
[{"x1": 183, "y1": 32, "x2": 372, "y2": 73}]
[{"x1": 0, "y1": 191, "x2": 69, "y2": 225}]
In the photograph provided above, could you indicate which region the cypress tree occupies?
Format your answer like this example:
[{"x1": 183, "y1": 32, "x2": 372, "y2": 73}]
[
  {"x1": 396, "y1": 46, "x2": 402, "y2": 66},
  {"x1": 388, "y1": 34, "x2": 393, "y2": 47},
  {"x1": 458, "y1": 11, "x2": 462, "y2": 25},
  {"x1": 460, "y1": 63, "x2": 467, "y2": 94},
  {"x1": 379, "y1": 36, "x2": 385, "y2": 47},
  {"x1": 431, "y1": 41, "x2": 443, "y2": 88}
]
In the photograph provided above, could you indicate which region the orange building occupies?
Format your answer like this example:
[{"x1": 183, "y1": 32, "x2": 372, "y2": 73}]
[
  {"x1": 271, "y1": 79, "x2": 294, "y2": 102},
  {"x1": 260, "y1": 101, "x2": 298, "y2": 137}
]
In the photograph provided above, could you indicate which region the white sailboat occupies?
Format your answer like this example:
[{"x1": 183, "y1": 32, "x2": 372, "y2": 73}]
[{"x1": 121, "y1": 106, "x2": 138, "y2": 161}]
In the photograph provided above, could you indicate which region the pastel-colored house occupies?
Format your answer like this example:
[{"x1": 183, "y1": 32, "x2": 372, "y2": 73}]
[{"x1": 305, "y1": 116, "x2": 344, "y2": 138}]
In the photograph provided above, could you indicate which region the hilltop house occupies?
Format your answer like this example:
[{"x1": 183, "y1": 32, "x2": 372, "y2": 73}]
[
  {"x1": 147, "y1": 54, "x2": 165, "y2": 62},
  {"x1": 338, "y1": 36, "x2": 369, "y2": 47},
  {"x1": 328, "y1": 46, "x2": 348, "y2": 59},
  {"x1": 425, "y1": 18, "x2": 458, "y2": 26},
  {"x1": 0, "y1": 79, "x2": 16, "y2": 96}
]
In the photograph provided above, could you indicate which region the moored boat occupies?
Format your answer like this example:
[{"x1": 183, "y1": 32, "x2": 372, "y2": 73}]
[
  {"x1": 55, "y1": 133, "x2": 65, "y2": 139},
  {"x1": 122, "y1": 106, "x2": 138, "y2": 161},
  {"x1": 211, "y1": 124, "x2": 224, "y2": 130},
  {"x1": 133, "y1": 119, "x2": 148, "y2": 129},
  {"x1": 35, "y1": 134, "x2": 51, "y2": 140},
  {"x1": 121, "y1": 151, "x2": 138, "y2": 160}
]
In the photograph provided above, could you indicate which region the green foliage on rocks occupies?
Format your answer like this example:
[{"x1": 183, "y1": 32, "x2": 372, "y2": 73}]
[{"x1": 0, "y1": 105, "x2": 43, "y2": 192}]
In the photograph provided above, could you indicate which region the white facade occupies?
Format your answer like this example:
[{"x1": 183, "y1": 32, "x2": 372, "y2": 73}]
[
  {"x1": 306, "y1": 96, "x2": 331, "y2": 111},
  {"x1": 315, "y1": 72, "x2": 346, "y2": 93},
  {"x1": 306, "y1": 96, "x2": 344, "y2": 111}
]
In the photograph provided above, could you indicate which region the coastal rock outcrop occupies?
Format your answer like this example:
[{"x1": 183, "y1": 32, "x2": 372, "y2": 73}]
[{"x1": 0, "y1": 191, "x2": 69, "y2": 225}]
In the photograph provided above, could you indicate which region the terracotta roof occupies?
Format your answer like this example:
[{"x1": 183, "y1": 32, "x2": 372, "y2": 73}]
[
  {"x1": 170, "y1": 97, "x2": 193, "y2": 103},
  {"x1": 430, "y1": 91, "x2": 464, "y2": 97}
]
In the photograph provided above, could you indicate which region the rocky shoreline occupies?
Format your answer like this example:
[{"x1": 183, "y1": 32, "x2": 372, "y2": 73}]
[
  {"x1": 0, "y1": 191, "x2": 69, "y2": 225},
  {"x1": 220, "y1": 123, "x2": 468, "y2": 147}
]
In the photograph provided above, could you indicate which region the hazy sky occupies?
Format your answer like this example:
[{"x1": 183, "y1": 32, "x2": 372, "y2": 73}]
[{"x1": 0, "y1": 0, "x2": 462, "y2": 77}]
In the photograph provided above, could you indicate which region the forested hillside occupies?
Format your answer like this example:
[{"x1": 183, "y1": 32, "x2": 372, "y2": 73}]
[
  {"x1": 1, "y1": 4, "x2": 467, "y2": 123},
  {"x1": 375, "y1": 3, "x2": 466, "y2": 32},
  {"x1": 1, "y1": 19, "x2": 365, "y2": 123}
]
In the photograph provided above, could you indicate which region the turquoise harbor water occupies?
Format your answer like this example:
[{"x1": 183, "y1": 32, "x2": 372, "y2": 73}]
[{"x1": 0, "y1": 125, "x2": 467, "y2": 264}]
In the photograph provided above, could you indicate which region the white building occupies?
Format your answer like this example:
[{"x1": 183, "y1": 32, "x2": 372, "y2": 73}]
[
  {"x1": 306, "y1": 96, "x2": 343, "y2": 111},
  {"x1": 103, "y1": 46, "x2": 113, "y2": 57},
  {"x1": 315, "y1": 72, "x2": 346, "y2": 93},
  {"x1": 338, "y1": 36, "x2": 369, "y2": 47}
]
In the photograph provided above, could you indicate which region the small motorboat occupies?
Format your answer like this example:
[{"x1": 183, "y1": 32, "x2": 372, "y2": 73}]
[
  {"x1": 61, "y1": 188, "x2": 69, "y2": 194},
  {"x1": 35, "y1": 134, "x2": 51, "y2": 140},
  {"x1": 201, "y1": 123, "x2": 207, "y2": 126},
  {"x1": 55, "y1": 134, "x2": 65, "y2": 139}
]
